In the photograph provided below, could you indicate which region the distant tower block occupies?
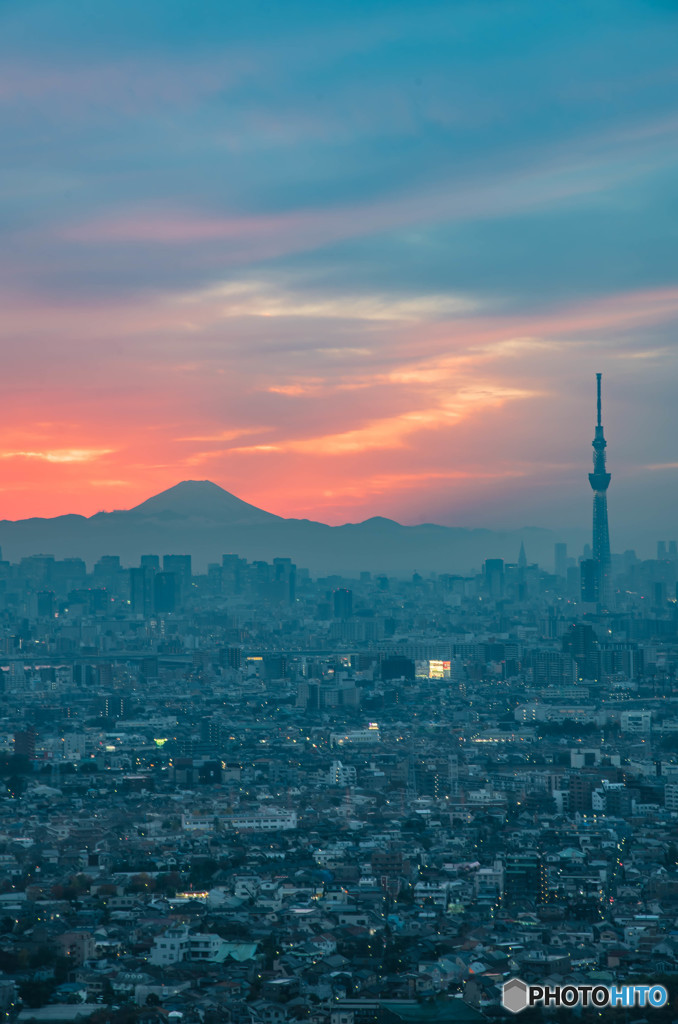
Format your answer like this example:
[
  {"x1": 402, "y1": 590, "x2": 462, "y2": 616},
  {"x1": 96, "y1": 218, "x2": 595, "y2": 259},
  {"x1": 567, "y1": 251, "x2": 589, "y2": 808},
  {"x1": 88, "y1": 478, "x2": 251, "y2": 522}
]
[
  {"x1": 518, "y1": 543, "x2": 527, "y2": 571},
  {"x1": 484, "y1": 558, "x2": 504, "y2": 599},
  {"x1": 588, "y1": 373, "x2": 612, "y2": 608}
]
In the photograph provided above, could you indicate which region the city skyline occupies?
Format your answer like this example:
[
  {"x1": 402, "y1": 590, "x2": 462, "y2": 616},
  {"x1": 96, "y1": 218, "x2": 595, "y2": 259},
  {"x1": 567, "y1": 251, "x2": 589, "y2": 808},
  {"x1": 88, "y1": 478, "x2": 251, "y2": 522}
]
[{"x1": 1, "y1": 1, "x2": 678, "y2": 541}]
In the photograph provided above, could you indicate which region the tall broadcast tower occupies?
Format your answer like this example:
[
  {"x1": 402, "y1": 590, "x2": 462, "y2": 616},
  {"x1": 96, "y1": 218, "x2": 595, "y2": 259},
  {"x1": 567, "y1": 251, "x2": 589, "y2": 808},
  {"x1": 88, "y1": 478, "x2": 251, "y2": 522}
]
[{"x1": 588, "y1": 373, "x2": 612, "y2": 607}]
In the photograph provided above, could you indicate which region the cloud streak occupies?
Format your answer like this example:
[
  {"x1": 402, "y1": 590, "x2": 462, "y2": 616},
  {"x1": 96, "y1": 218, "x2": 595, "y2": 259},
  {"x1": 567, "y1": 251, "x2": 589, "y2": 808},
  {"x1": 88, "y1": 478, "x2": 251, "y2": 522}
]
[{"x1": 1, "y1": 448, "x2": 115, "y2": 463}]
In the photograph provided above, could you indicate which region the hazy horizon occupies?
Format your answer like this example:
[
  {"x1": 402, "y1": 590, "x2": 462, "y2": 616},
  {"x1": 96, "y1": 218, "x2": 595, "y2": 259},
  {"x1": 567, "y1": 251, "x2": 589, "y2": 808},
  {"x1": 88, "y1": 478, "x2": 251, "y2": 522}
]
[
  {"x1": 0, "y1": 476, "x2": 667, "y2": 567},
  {"x1": 0, "y1": 474, "x2": 669, "y2": 559}
]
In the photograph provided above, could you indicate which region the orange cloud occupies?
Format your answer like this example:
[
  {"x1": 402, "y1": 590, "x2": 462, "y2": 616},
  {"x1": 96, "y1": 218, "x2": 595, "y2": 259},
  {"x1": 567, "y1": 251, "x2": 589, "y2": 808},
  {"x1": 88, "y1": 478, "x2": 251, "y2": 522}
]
[{"x1": 1, "y1": 448, "x2": 114, "y2": 463}]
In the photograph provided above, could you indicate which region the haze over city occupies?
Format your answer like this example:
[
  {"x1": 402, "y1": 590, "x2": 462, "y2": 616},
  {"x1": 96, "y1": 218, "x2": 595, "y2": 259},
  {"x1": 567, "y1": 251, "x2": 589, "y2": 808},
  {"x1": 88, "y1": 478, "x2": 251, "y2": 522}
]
[{"x1": 1, "y1": 0, "x2": 678, "y2": 544}]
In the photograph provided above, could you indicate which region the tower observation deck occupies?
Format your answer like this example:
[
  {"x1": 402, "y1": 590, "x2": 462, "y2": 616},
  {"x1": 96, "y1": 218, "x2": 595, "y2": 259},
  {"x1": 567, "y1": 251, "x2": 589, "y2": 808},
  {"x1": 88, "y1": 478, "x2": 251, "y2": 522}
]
[{"x1": 588, "y1": 373, "x2": 612, "y2": 607}]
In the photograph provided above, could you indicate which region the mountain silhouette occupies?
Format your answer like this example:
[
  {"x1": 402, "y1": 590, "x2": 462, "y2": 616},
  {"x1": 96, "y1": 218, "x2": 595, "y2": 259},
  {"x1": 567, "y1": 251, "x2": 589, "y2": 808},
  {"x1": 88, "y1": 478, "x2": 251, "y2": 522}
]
[
  {"x1": 0, "y1": 480, "x2": 561, "y2": 575},
  {"x1": 125, "y1": 479, "x2": 281, "y2": 524}
]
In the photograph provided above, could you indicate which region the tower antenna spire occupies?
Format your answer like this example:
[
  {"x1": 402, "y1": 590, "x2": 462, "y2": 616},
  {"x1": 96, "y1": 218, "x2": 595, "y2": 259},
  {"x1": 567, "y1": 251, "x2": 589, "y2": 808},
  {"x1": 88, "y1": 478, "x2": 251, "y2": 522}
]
[{"x1": 587, "y1": 373, "x2": 612, "y2": 608}]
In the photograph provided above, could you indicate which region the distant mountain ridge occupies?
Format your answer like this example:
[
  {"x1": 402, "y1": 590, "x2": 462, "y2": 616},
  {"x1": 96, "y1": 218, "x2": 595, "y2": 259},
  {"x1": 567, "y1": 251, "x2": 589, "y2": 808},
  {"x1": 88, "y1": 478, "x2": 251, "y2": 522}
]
[
  {"x1": 125, "y1": 479, "x2": 281, "y2": 524},
  {"x1": 0, "y1": 479, "x2": 561, "y2": 575}
]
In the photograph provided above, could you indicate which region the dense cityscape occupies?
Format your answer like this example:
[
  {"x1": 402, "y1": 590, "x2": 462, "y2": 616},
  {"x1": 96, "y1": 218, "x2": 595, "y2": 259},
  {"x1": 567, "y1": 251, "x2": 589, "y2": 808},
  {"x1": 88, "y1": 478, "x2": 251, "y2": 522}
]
[{"x1": 0, "y1": 379, "x2": 675, "y2": 1023}]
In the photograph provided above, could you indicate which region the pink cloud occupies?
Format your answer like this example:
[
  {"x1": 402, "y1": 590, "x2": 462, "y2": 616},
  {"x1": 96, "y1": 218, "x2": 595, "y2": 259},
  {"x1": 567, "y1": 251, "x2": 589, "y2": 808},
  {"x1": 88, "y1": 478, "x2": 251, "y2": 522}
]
[{"x1": 54, "y1": 123, "x2": 663, "y2": 263}]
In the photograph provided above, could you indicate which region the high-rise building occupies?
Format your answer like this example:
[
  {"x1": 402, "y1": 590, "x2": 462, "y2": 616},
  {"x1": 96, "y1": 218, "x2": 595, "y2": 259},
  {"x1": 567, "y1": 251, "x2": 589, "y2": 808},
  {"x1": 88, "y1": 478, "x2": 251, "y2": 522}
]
[
  {"x1": 14, "y1": 727, "x2": 37, "y2": 760},
  {"x1": 129, "y1": 565, "x2": 155, "y2": 616},
  {"x1": 484, "y1": 558, "x2": 504, "y2": 598},
  {"x1": 504, "y1": 851, "x2": 547, "y2": 905},
  {"x1": 333, "y1": 588, "x2": 353, "y2": 619},
  {"x1": 273, "y1": 557, "x2": 296, "y2": 604},
  {"x1": 154, "y1": 572, "x2": 177, "y2": 613},
  {"x1": 588, "y1": 373, "x2": 612, "y2": 607},
  {"x1": 580, "y1": 557, "x2": 597, "y2": 603},
  {"x1": 163, "y1": 554, "x2": 191, "y2": 593},
  {"x1": 563, "y1": 621, "x2": 600, "y2": 681},
  {"x1": 222, "y1": 646, "x2": 242, "y2": 671},
  {"x1": 222, "y1": 553, "x2": 246, "y2": 593}
]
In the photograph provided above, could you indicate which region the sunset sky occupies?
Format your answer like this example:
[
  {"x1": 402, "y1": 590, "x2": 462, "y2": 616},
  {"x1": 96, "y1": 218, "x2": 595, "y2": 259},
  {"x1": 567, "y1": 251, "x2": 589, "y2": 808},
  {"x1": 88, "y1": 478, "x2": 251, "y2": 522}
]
[{"x1": 2, "y1": 0, "x2": 678, "y2": 546}]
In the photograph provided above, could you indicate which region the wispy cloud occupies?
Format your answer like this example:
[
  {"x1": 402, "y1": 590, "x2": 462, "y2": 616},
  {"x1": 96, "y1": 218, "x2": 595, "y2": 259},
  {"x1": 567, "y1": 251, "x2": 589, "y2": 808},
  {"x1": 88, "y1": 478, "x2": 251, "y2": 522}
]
[
  {"x1": 1, "y1": 448, "x2": 114, "y2": 463},
  {"x1": 174, "y1": 427, "x2": 264, "y2": 443},
  {"x1": 240, "y1": 385, "x2": 540, "y2": 456},
  {"x1": 176, "y1": 278, "x2": 479, "y2": 323}
]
